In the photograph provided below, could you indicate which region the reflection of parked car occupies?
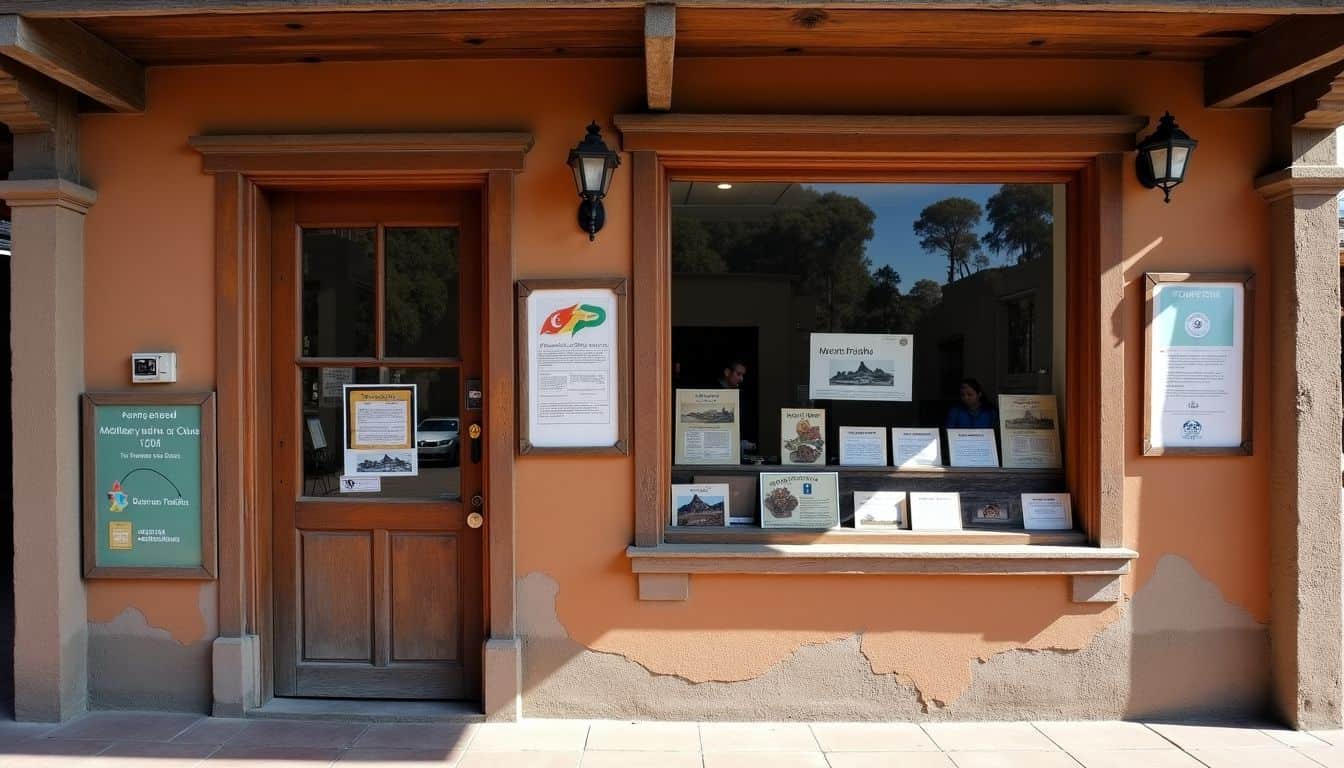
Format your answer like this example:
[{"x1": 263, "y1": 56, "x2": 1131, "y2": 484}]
[{"x1": 417, "y1": 418, "x2": 460, "y2": 466}]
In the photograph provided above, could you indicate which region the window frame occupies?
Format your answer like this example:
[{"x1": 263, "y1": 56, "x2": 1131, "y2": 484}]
[{"x1": 620, "y1": 114, "x2": 1134, "y2": 600}]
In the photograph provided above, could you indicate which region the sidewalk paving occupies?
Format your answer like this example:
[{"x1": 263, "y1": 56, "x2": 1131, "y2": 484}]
[{"x1": 1, "y1": 712, "x2": 1343, "y2": 767}]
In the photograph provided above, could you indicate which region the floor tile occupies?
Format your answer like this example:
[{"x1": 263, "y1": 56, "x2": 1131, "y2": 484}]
[
  {"x1": 579, "y1": 751, "x2": 703, "y2": 768},
  {"x1": 1262, "y1": 728, "x2": 1329, "y2": 747},
  {"x1": 699, "y1": 722, "x2": 818, "y2": 752},
  {"x1": 922, "y1": 723, "x2": 1057, "y2": 752},
  {"x1": 203, "y1": 744, "x2": 342, "y2": 766},
  {"x1": 947, "y1": 753, "x2": 1082, "y2": 768},
  {"x1": 1298, "y1": 745, "x2": 1344, "y2": 768},
  {"x1": 468, "y1": 722, "x2": 590, "y2": 752},
  {"x1": 1187, "y1": 747, "x2": 1322, "y2": 767},
  {"x1": 353, "y1": 723, "x2": 478, "y2": 752},
  {"x1": 811, "y1": 722, "x2": 938, "y2": 752},
  {"x1": 1067, "y1": 750, "x2": 1206, "y2": 768},
  {"x1": 336, "y1": 747, "x2": 465, "y2": 765},
  {"x1": 824, "y1": 754, "x2": 956, "y2": 768},
  {"x1": 1145, "y1": 723, "x2": 1281, "y2": 750},
  {"x1": 172, "y1": 719, "x2": 251, "y2": 746},
  {"x1": 702, "y1": 752, "x2": 827, "y2": 768},
  {"x1": 0, "y1": 739, "x2": 112, "y2": 768},
  {"x1": 0, "y1": 721, "x2": 58, "y2": 747},
  {"x1": 585, "y1": 722, "x2": 700, "y2": 752},
  {"x1": 227, "y1": 720, "x2": 368, "y2": 749},
  {"x1": 46, "y1": 712, "x2": 202, "y2": 742},
  {"x1": 455, "y1": 751, "x2": 580, "y2": 768},
  {"x1": 1031, "y1": 722, "x2": 1171, "y2": 751},
  {"x1": 86, "y1": 741, "x2": 218, "y2": 767},
  {"x1": 1313, "y1": 731, "x2": 1344, "y2": 747}
]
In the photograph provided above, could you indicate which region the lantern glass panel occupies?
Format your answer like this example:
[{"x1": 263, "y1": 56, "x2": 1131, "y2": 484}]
[
  {"x1": 1169, "y1": 146, "x2": 1190, "y2": 179},
  {"x1": 1148, "y1": 147, "x2": 1171, "y2": 181},
  {"x1": 570, "y1": 162, "x2": 585, "y2": 196},
  {"x1": 581, "y1": 156, "x2": 607, "y2": 194},
  {"x1": 600, "y1": 163, "x2": 617, "y2": 196}
]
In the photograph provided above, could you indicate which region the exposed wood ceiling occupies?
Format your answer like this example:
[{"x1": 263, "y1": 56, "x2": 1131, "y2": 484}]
[{"x1": 72, "y1": 7, "x2": 1282, "y2": 65}]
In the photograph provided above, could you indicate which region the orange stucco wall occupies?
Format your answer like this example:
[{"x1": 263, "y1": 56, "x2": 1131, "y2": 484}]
[{"x1": 78, "y1": 55, "x2": 1271, "y2": 712}]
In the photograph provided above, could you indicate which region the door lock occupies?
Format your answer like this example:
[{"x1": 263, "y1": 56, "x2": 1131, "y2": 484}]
[
  {"x1": 467, "y1": 512, "x2": 484, "y2": 529},
  {"x1": 471, "y1": 494, "x2": 483, "y2": 509},
  {"x1": 469, "y1": 423, "x2": 483, "y2": 463}
]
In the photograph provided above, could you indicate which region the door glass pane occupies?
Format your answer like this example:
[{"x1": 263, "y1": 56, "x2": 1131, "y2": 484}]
[
  {"x1": 385, "y1": 227, "x2": 460, "y2": 358},
  {"x1": 302, "y1": 228, "x2": 376, "y2": 358},
  {"x1": 299, "y1": 366, "x2": 462, "y2": 501}
]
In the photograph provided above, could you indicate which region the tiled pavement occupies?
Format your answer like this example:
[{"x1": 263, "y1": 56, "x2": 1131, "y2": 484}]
[{"x1": 2, "y1": 713, "x2": 1344, "y2": 767}]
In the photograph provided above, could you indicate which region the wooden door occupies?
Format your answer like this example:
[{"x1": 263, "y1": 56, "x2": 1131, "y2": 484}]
[{"x1": 272, "y1": 190, "x2": 484, "y2": 700}]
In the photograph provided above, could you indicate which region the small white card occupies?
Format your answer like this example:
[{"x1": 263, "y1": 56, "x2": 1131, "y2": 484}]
[
  {"x1": 339, "y1": 475, "x2": 381, "y2": 493},
  {"x1": 1022, "y1": 493, "x2": 1073, "y2": 530},
  {"x1": 853, "y1": 491, "x2": 907, "y2": 528},
  {"x1": 671, "y1": 484, "x2": 730, "y2": 527},
  {"x1": 891, "y1": 427, "x2": 942, "y2": 468},
  {"x1": 839, "y1": 427, "x2": 888, "y2": 466},
  {"x1": 947, "y1": 429, "x2": 999, "y2": 468},
  {"x1": 909, "y1": 491, "x2": 963, "y2": 530}
]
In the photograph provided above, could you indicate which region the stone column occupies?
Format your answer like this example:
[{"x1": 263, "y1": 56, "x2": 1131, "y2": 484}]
[
  {"x1": 1257, "y1": 81, "x2": 1344, "y2": 729},
  {"x1": 0, "y1": 68, "x2": 94, "y2": 722}
]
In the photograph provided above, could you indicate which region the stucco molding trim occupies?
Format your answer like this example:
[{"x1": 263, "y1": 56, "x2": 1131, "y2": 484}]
[
  {"x1": 627, "y1": 543, "x2": 1136, "y2": 575},
  {"x1": 189, "y1": 132, "x2": 534, "y2": 174},
  {"x1": 0, "y1": 177, "x2": 95, "y2": 212},
  {"x1": 1254, "y1": 164, "x2": 1344, "y2": 202}
]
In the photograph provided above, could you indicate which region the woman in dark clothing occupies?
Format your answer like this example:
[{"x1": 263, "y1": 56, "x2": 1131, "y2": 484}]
[{"x1": 945, "y1": 377, "x2": 997, "y2": 429}]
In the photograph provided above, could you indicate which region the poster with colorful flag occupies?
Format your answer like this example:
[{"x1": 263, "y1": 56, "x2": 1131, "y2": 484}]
[{"x1": 522, "y1": 282, "x2": 624, "y2": 451}]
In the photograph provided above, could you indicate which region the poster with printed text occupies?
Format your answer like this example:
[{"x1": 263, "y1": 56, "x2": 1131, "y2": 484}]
[
  {"x1": 675, "y1": 389, "x2": 740, "y2": 465},
  {"x1": 999, "y1": 394, "x2": 1062, "y2": 469},
  {"x1": 343, "y1": 384, "x2": 418, "y2": 477},
  {"x1": 808, "y1": 333, "x2": 913, "y2": 402},
  {"x1": 525, "y1": 286, "x2": 621, "y2": 449}
]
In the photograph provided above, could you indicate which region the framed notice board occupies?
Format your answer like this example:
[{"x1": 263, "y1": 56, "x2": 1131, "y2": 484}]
[{"x1": 82, "y1": 392, "x2": 217, "y2": 579}]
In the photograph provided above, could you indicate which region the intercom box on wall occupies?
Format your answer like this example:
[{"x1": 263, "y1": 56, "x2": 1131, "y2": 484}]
[{"x1": 131, "y1": 352, "x2": 177, "y2": 384}]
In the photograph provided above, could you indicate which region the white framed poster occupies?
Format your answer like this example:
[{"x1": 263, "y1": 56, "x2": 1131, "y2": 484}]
[
  {"x1": 760, "y1": 472, "x2": 840, "y2": 529},
  {"x1": 909, "y1": 492, "x2": 963, "y2": 530},
  {"x1": 342, "y1": 384, "x2": 418, "y2": 477},
  {"x1": 853, "y1": 490, "x2": 907, "y2": 528},
  {"x1": 891, "y1": 427, "x2": 942, "y2": 468},
  {"x1": 781, "y1": 408, "x2": 826, "y2": 465},
  {"x1": 1022, "y1": 493, "x2": 1073, "y2": 530},
  {"x1": 808, "y1": 333, "x2": 913, "y2": 402},
  {"x1": 947, "y1": 428, "x2": 999, "y2": 468},
  {"x1": 518, "y1": 278, "x2": 629, "y2": 454},
  {"x1": 1144, "y1": 273, "x2": 1253, "y2": 455},
  {"x1": 839, "y1": 426, "x2": 887, "y2": 466},
  {"x1": 675, "y1": 389, "x2": 740, "y2": 465}
]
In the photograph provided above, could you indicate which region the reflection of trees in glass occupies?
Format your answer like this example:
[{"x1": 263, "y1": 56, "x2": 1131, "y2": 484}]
[
  {"x1": 302, "y1": 228, "x2": 376, "y2": 357},
  {"x1": 913, "y1": 197, "x2": 984, "y2": 283},
  {"x1": 983, "y1": 184, "x2": 1053, "y2": 264},
  {"x1": 385, "y1": 228, "x2": 459, "y2": 357}
]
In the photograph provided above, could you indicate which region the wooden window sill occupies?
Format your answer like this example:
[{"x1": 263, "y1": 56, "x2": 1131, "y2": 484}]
[{"x1": 627, "y1": 542, "x2": 1136, "y2": 604}]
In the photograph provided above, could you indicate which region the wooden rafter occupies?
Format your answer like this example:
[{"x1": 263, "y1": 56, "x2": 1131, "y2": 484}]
[
  {"x1": 0, "y1": 15, "x2": 143, "y2": 112},
  {"x1": 644, "y1": 3, "x2": 674, "y2": 111},
  {"x1": 0, "y1": 61, "x2": 59, "y2": 133},
  {"x1": 1292, "y1": 63, "x2": 1344, "y2": 130},
  {"x1": 1206, "y1": 14, "x2": 1344, "y2": 108}
]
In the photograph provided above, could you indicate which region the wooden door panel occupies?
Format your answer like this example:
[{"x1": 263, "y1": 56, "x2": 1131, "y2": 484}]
[
  {"x1": 296, "y1": 663, "x2": 465, "y2": 699},
  {"x1": 301, "y1": 532, "x2": 373, "y2": 662},
  {"x1": 391, "y1": 534, "x2": 460, "y2": 662}
]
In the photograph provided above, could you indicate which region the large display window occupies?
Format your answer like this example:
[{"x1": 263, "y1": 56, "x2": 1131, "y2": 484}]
[{"x1": 668, "y1": 180, "x2": 1068, "y2": 540}]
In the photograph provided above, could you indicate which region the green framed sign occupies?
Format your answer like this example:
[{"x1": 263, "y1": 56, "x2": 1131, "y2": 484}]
[{"x1": 82, "y1": 392, "x2": 217, "y2": 579}]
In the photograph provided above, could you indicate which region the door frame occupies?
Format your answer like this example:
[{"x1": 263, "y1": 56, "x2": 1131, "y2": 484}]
[{"x1": 192, "y1": 132, "x2": 533, "y2": 719}]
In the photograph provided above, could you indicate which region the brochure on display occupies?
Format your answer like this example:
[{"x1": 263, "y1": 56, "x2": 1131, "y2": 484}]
[
  {"x1": 838, "y1": 426, "x2": 888, "y2": 466},
  {"x1": 891, "y1": 427, "x2": 941, "y2": 468},
  {"x1": 780, "y1": 408, "x2": 826, "y2": 465},
  {"x1": 342, "y1": 384, "x2": 419, "y2": 477},
  {"x1": 674, "y1": 389, "x2": 740, "y2": 465},
  {"x1": 909, "y1": 492, "x2": 963, "y2": 530},
  {"x1": 670, "y1": 483, "x2": 730, "y2": 527},
  {"x1": 759, "y1": 472, "x2": 840, "y2": 529},
  {"x1": 966, "y1": 497, "x2": 1015, "y2": 525},
  {"x1": 947, "y1": 428, "x2": 999, "y2": 468},
  {"x1": 808, "y1": 333, "x2": 914, "y2": 402},
  {"x1": 853, "y1": 491, "x2": 907, "y2": 528},
  {"x1": 1022, "y1": 493, "x2": 1074, "y2": 530},
  {"x1": 999, "y1": 394, "x2": 1062, "y2": 469}
]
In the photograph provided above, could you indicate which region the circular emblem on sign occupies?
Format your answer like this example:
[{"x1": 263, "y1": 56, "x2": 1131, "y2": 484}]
[
  {"x1": 898, "y1": 338, "x2": 909, "y2": 346},
  {"x1": 1182, "y1": 419, "x2": 1203, "y2": 440},
  {"x1": 1185, "y1": 312, "x2": 1211, "y2": 339},
  {"x1": 468, "y1": 424, "x2": 482, "y2": 439}
]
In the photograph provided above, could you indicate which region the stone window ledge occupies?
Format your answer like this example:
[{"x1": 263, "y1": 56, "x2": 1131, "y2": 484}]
[{"x1": 627, "y1": 543, "x2": 1137, "y2": 603}]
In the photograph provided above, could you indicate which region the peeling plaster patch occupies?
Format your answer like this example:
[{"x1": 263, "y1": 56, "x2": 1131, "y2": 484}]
[
  {"x1": 86, "y1": 582, "x2": 212, "y2": 646},
  {"x1": 518, "y1": 571, "x2": 569, "y2": 640},
  {"x1": 1133, "y1": 555, "x2": 1265, "y2": 634},
  {"x1": 89, "y1": 608, "x2": 212, "y2": 713}
]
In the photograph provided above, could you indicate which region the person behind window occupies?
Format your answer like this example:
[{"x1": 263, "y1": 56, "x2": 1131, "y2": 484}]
[
  {"x1": 946, "y1": 377, "x2": 997, "y2": 429},
  {"x1": 718, "y1": 360, "x2": 746, "y2": 389}
]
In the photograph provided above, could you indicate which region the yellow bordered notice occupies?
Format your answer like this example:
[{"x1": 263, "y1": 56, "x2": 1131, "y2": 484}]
[
  {"x1": 108, "y1": 521, "x2": 134, "y2": 550},
  {"x1": 343, "y1": 384, "x2": 419, "y2": 477}
]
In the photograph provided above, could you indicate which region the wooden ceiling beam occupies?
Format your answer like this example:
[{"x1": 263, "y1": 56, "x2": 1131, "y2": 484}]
[
  {"x1": 1205, "y1": 14, "x2": 1344, "y2": 108},
  {"x1": 3, "y1": 1, "x2": 1341, "y2": 17},
  {"x1": 645, "y1": 3, "x2": 674, "y2": 111},
  {"x1": 0, "y1": 15, "x2": 143, "y2": 112}
]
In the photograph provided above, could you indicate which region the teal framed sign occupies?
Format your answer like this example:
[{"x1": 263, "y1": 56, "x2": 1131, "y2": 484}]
[{"x1": 82, "y1": 392, "x2": 217, "y2": 579}]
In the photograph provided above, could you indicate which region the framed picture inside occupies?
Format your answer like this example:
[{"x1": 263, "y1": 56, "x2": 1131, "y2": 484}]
[
  {"x1": 1143, "y1": 272, "x2": 1254, "y2": 456},
  {"x1": 517, "y1": 277, "x2": 630, "y2": 454}
]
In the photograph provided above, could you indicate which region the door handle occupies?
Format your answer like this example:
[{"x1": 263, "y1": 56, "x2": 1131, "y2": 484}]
[
  {"x1": 469, "y1": 422, "x2": 482, "y2": 464},
  {"x1": 467, "y1": 496, "x2": 484, "y2": 529}
]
